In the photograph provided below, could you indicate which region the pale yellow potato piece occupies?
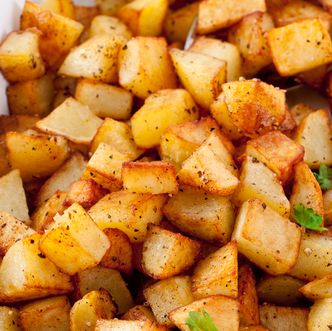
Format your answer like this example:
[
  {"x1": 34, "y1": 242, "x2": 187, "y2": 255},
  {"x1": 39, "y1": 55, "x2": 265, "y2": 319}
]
[
  {"x1": 300, "y1": 274, "x2": 332, "y2": 300},
  {"x1": 289, "y1": 103, "x2": 315, "y2": 126},
  {"x1": 308, "y1": 298, "x2": 332, "y2": 331},
  {"x1": 95, "y1": 319, "x2": 146, "y2": 331},
  {"x1": 0, "y1": 307, "x2": 21, "y2": 331}
]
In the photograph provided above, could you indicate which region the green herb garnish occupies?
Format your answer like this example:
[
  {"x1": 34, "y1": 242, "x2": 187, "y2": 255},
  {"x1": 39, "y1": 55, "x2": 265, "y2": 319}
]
[
  {"x1": 186, "y1": 309, "x2": 218, "y2": 331},
  {"x1": 293, "y1": 203, "x2": 327, "y2": 231},
  {"x1": 314, "y1": 165, "x2": 332, "y2": 190}
]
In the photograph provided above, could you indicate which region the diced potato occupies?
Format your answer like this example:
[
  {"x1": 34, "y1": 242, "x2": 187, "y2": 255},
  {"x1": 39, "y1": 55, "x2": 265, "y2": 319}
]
[
  {"x1": 89, "y1": 190, "x2": 166, "y2": 242},
  {"x1": 19, "y1": 296, "x2": 71, "y2": 331},
  {"x1": 40, "y1": 0, "x2": 75, "y2": 18},
  {"x1": 39, "y1": 203, "x2": 110, "y2": 275},
  {"x1": 144, "y1": 276, "x2": 194, "y2": 326},
  {"x1": 300, "y1": 274, "x2": 332, "y2": 300},
  {"x1": 0, "y1": 115, "x2": 39, "y2": 134},
  {"x1": 89, "y1": 15, "x2": 132, "y2": 40},
  {"x1": 20, "y1": 1, "x2": 84, "y2": 68},
  {"x1": 6, "y1": 131, "x2": 70, "y2": 182},
  {"x1": 259, "y1": 304, "x2": 309, "y2": 331},
  {"x1": 142, "y1": 225, "x2": 200, "y2": 279},
  {"x1": 228, "y1": 12, "x2": 274, "y2": 76},
  {"x1": 0, "y1": 169, "x2": 29, "y2": 223},
  {"x1": 164, "y1": 186, "x2": 235, "y2": 245},
  {"x1": 268, "y1": 19, "x2": 332, "y2": 76},
  {"x1": 96, "y1": 0, "x2": 129, "y2": 15},
  {"x1": 164, "y1": 3, "x2": 199, "y2": 44},
  {"x1": 233, "y1": 156, "x2": 290, "y2": 217},
  {"x1": 82, "y1": 142, "x2": 132, "y2": 191},
  {"x1": 131, "y1": 89, "x2": 198, "y2": 148},
  {"x1": 197, "y1": 0, "x2": 266, "y2": 34},
  {"x1": 170, "y1": 295, "x2": 239, "y2": 331},
  {"x1": 7, "y1": 74, "x2": 54, "y2": 116},
  {"x1": 290, "y1": 103, "x2": 315, "y2": 126},
  {"x1": 308, "y1": 298, "x2": 332, "y2": 331},
  {"x1": 119, "y1": 37, "x2": 177, "y2": 99},
  {"x1": 73, "y1": 267, "x2": 134, "y2": 314},
  {"x1": 232, "y1": 199, "x2": 302, "y2": 275},
  {"x1": 36, "y1": 97, "x2": 102, "y2": 145},
  {"x1": 238, "y1": 264, "x2": 260, "y2": 327},
  {"x1": 294, "y1": 109, "x2": 332, "y2": 168},
  {"x1": 122, "y1": 161, "x2": 178, "y2": 194},
  {"x1": 59, "y1": 35, "x2": 124, "y2": 83},
  {"x1": 70, "y1": 289, "x2": 117, "y2": 331},
  {"x1": 246, "y1": 130, "x2": 304, "y2": 183},
  {"x1": 95, "y1": 319, "x2": 146, "y2": 331},
  {"x1": 0, "y1": 30, "x2": 45, "y2": 82},
  {"x1": 0, "y1": 233, "x2": 72, "y2": 303},
  {"x1": 323, "y1": 189, "x2": 332, "y2": 225},
  {"x1": 75, "y1": 79, "x2": 133, "y2": 120},
  {"x1": 169, "y1": 48, "x2": 226, "y2": 109},
  {"x1": 189, "y1": 37, "x2": 242, "y2": 82},
  {"x1": 279, "y1": 108, "x2": 297, "y2": 134},
  {"x1": 192, "y1": 241, "x2": 238, "y2": 299},
  {"x1": 257, "y1": 275, "x2": 305, "y2": 306},
  {"x1": 222, "y1": 80, "x2": 286, "y2": 137},
  {"x1": 0, "y1": 307, "x2": 21, "y2": 331},
  {"x1": 0, "y1": 212, "x2": 35, "y2": 256},
  {"x1": 289, "y1": 232, "x2": 332, "y2": 281}
]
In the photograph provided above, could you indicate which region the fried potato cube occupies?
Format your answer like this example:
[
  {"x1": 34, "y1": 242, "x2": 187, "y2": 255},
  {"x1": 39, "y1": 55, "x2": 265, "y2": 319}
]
[
  {"x1": 39, "y1": 203, "x2": 110, "y2": 275},
  {"x1": 144, "y1": 276, "x2": 194, "y2": 326},
  {"x1": 170, "y1": 295, "x2": 239, "y2": 331},
  {"x1": 70, "y1": 289, "x2": 117, "y2": 331},
  {"x1": 75, "y1": 79, "x2": 133, "y2": 120},
  {"x1": 197, "y1": 0, "x2": 266, "y2": 34},
  {"x1": 164, "y1": 186, "x2": 235, "y2": 245},
  {"x1": 122, "y1": 161, "x2": 178, "y2": 194},
  {"x1": 246, "y1": 130, "x2": 304, "y2": 183},
  {"x1": 192, "y1": 241, "x2": 238, "y2": 299},
  {"x1": 222, "y1": 80, "x2": 286, "y2": 137},
  {"x1": 119, "y1": 37, "x2": 176, "y2": 99},
  {"x1": 233, "y1": 156, "x2": 290, "y2": 217},
  {"x1": 7, "y1": 74, "x2": 54, "y2": 116},
  {"x1": 257, "y1": 275, "x2": 305, "y2": 306},
  {"x1": 6, "y1": 132, "x2": 70, "y2": 182},
  {"x1": 323, "y1": 189, "x2": 332, "y2": 225},
  {"x1": 131, "y1": 89, "x2": 198, "y2": 148},
  {"x1": 289, "y1": 232, "x2": 332, "y2": 281},
  {"x1": 0, "y1": 169, "x2": 29, "y2": 223},
  {"x1": 36, "y1": 153, "x2": 86, "y2": 206},
  {"x1": 95, "y1": 319, "x2": 147, "y2": 330},
  {"x1": 89, "y1": 191, "x2": 166, "y2": 242},
  {"x1": 294, "y1": 109, "x2": 332, "y2": 168},
  {"x1": 0, "y1": 234, "x2": 72, "y2": 303},
  {"x1": 36, "y1": 97, "x2": 102, "y2": 145},
  {"x1": 268, "y1": 19, "x2": 332, "y2": 76},
  {"x1": 290, "y1": 103, "x2": 315, "y2": 126},
  {"x1": 232, "y1": 199, "x2": 302, "y2": 275},
  {"x1": 0, "y1": 30, "x2": 45, "y2": 82},
  {"x1": 20, "y1": 1, "x2": 83, "y2": 68},
  {"x1": 308, "y1": 298, "x2": 332, "y2": 331},
  {"x1": 74, "y1": 267, "x2": 134, "y2": 314},
  {"x1": 142, "y1": 226, "x2": 200, "y2": 279},
  {"x1": 19, "y1": 296, "x2": 71, "y2": 331},
  {"x1": 117, "y1": 0, "x2": 168, "y2": 36},
  {"x1": 96, "y1": 0, "x2": 129, "y2": 15},
  {"x1": 0, "y1": 212, "x2": 35, "y2": 256},
  {"x1": 40, "y1": 0, "x2": 75, "y2": 18},
  {"x1": 228, "y1": 12, "x2": 274, "y2": 76},
  {"x1": 100, "y1": 228, "x2": 132, "y2": 274},
  {"x1": 300, "y1": 274, "x2": 332, "y2": 300},
  {"x1": 169, "y1": 48, "x2": 226, "y2": 109},
  {"x1": 0, "y1": 307, "x2": 20, "y2": 331},
  {"x1": 259, "y1": 305, "x2": 309, "y2": 331},
  {"x1": 90, "y1": 117, "x2": 143, "y2": 157}
]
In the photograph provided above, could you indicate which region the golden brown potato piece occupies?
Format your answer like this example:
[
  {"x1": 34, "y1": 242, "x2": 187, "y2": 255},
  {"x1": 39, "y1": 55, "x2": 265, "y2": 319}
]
[
  {"x1": 289, "y1": 103, "x2": 315, "y2": 126},
  {"x1": 308, "y1": 298, "x2": 332, "y2": 331},
  {"x1": 0, "y1": 233, "x2": 72, "y2": 303},
  {"x1": 0, "y1": 307, "x2": 21, "y2": 331},
  {"x1": 323, "y1": 189, "x2": 332, "y2": 225},
  {"x1": 100, "y1": 228, "x2": 133, "y2": 274},
  {"x1": 232, "y1": 199, "x2": 302, "y2": 275},
  {"x1": 197, "y1": 0, "x2": 266, "y2": 34},
  {"x1": 122, "y1": 161, "x2": 178, "y2": 194},
  {"x1": 192, "y1": 241, "x2": 238, "y2": 299},
  {"x1": 169, "y1": 48, "x2": 226, "y2": 110},
  {"x1": 119, "y1": 37, "x2": 177, "y2": 99},
  {"x1": 88, "y1": 191, "x2": 166, "y2": 242},
  {"x1": 20, "y1": 1, "x2": 83, "y2": 68},
  {"x1": 170, "y1": 295, "x2": 239, "y2": 331},
  {"x1": 268, "y1": 19, "x2": 332, "y2": 76},
  {"x1": 144, "y1": 276, "x2": 194, "y2": 326},
  {"x1": 117, "y1": 0, "x2": 168, "y2": 36},
  {"x1": 300, "y1": 274, "x2": 332, "y2": 300},
  {"x1": 95, "y1": 319, "x2": 148, "y2": 330},
  {"x1": 19, "y1": 296, "x2": 71, "y2": 331},
  {"x1": 95, "y1": 0, "x2": 129, "y2": 15},
  {"x1": 0, "y1": 114, "x2": 39, "y2": 134},
  {"x1": 40, "y1": 0, "x2": 75, "y2": 18}
]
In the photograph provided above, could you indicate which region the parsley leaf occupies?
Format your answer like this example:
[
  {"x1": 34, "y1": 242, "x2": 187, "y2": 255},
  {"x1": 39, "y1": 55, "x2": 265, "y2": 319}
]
[
  {"x1": 314, "y1": 165, "x2": 332, "y2": 190},
  {"x1": 186, "y1": 309, "x2": 218, "y2": 331},
  {"x1": 293, "y1": 203, "x2": 327, "y2": 231}
]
